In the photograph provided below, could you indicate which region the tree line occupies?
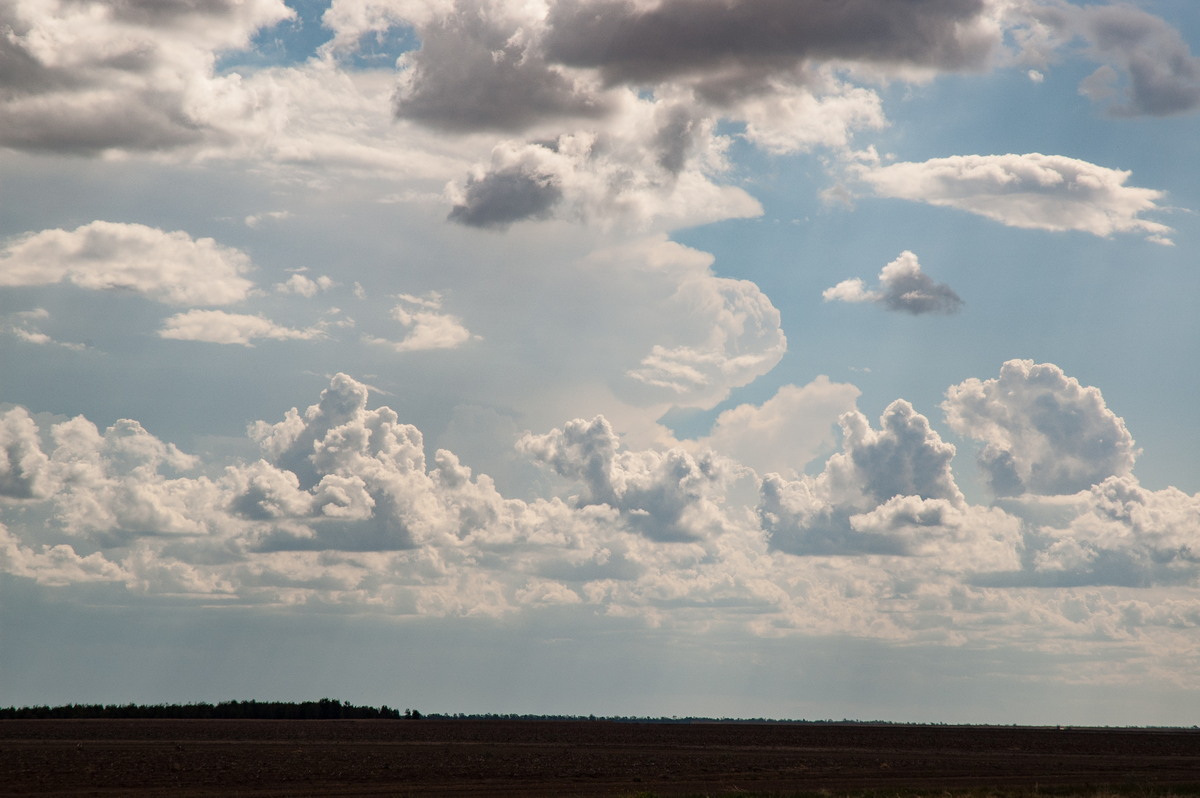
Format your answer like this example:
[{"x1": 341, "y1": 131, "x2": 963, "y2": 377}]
[{"x1": 0, "y1": 699, "x2": 421, "y2": 720}]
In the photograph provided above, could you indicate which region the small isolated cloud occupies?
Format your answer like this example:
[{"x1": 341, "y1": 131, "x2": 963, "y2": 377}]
[
  {"x1": 0, "y1": 221, "x2": 255, "y2": 305},
  {"x1": 5, "y1": 308, "x2": 86, "y2": 351},
  {"x1": 824, "y1": 250, "x2": 962, "y2": 315},
  {"x1": 859, "y1": 153, "x2": 1172, "y2": 242},
  {"x1": 943, "y1": 359, "x2": 1138, "y2": 497},
  {"x1": 448, "y1": 163, "x2": 564, "y2": 229},
  {"x1": 275, "y1": 273, "x2": 336, "y2": 297},
  {"x1": 365, "y1": 293, "x2": 478, "y2": 353},
  {"x1": 9, "y1": 327, "x2": 87, "y2": 351},
  {"x1": 245, "y1": 211, "x2": 292, "y2": 228},
  {"x1": 159, "y1": 310, "x2": 325, "y2": 346}
]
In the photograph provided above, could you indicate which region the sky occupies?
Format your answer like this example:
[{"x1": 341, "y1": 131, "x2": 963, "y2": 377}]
[{"x1": 1, "y1": 0, "x2": 1199, "y2": 726}]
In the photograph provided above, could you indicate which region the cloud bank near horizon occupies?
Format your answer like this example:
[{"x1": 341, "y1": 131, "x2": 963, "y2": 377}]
[{"x1": 3, "y1": 363, "x2": 1197, "y2": 687}]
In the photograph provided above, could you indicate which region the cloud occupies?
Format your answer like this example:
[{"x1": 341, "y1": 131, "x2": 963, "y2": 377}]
[
  {"x1": 697, "y1": 378, "x2": 862, "y2": 479},
  {"x1": 37, "y1": 414, "x2": 213, "y2": 543},
  {"x1": 1, "y1": 369, "x2": 1198, "y2": 667},
  {"x1": 364, "y1": 293, "x2": 478, "y2": 352},
  {"x1": 759, "y1": 399, "x2": 965, "y2": 556},
  {"x1": 831, "y1": 400, "x2": 964, "y2": 508},
  {"x1": 1032, "y1": 2, "x2": 1200, "y2": 117},
  {"x1": 625, "y1": 273, "x2": 786, "y2": 409},
  {"x1": 542, "y1": 0, "x2": 1001, "y2": 85},
  {"x1": 241, "y1": 373, "x2": 480, "y2": 551},
  {"x1": 4, "y1": 309, "x2": 87, "y2": 351},
  {"x1": 0, "y1": 524, "x2": 127, "y2": 587},
  {"x1": 736, "y1": 75, "x2": 888, "y2": 155},
  {"x1": 1039, "y1": 476, "x2": 1200, "y2": 586},
  {"x1": 448, "y1": 162, "x2": 564, "y2": 229},
  {"x1": 519, "y1": 415, "x2": 733, "y2": 542},
  {"x1": 943, "y1": 360, "x2": 1139, "y2": 497},
  {"x1": 0, "y1": 222, "x2": 255, "y2": 305},
  {"x1": 0, "y1": 408, "x2": 53, "y2": 500},
  {"x1": 850, "y1": 495, "x2": 1021, "y2": 571},
  {"x1": 245, "y1": 211, "x2": 292, "y2": 228},
  {"x1": 824, "y1": 250, "x2": 963, "y2": 315},
  {"x1": 275, "y1": 273, "x2": 336, "y2": 297},
  {"x1": 0, "y1": 0, "x2": 293, "y2": 153},
  {"x1": 984, "y1": 475, "x2": 1200, "y2": 588},
  {"x1": 159, "y1": 310, "x2": 326, "y2": 346},
  {"x1": 858, "y1": 153, "x2": 1172, "y2": 242},
  {"x1": 445, "y1": 110, "x2": 762, "y2": 229},
  {"x1": 393, "y1": 0, "x2": 610, "y2": 132}
]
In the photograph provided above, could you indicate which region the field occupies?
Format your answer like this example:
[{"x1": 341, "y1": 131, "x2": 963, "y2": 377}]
[{"x1": 2, "y1": 719, "x2": 1199, "y2": 797}]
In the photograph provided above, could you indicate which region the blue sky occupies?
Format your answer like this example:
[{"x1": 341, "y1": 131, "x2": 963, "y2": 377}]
[{"x1": 2, "y1": 0, "x2": 1199, "y2": 725}]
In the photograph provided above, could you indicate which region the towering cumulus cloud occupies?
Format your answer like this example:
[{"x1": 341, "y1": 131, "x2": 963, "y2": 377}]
[
  {"x1": 519, "y1": 416, "x2": 732, "y2": 542},
  {"x1": 0, "y1": 409, "x2": 52, "y2": 500},
  {"x1": 759, "y1": 399, "x2": 966, "y2": 556},
  {"x1": 943, "y1": 360, "x2": 1138, "y2": 496}
]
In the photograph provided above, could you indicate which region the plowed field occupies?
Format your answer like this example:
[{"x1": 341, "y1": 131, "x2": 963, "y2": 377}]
[{"x1": 2, "y1": 719, "x2": 1198, "y2": 796}]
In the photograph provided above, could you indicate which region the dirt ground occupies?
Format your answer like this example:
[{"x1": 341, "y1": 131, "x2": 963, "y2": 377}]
[{"x1": 2, "y1": 719, "x2": 1198, "y2": 796}]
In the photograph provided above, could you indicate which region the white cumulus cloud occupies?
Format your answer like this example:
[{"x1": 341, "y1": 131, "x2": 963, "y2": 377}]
[
  {"x1": 0, "y1": 221, "x2": 255, "y2": 305},
  {"x1": 159, "y1": 310, "x2": 326, "y2": 346},
  {"x1": 858, "y1": 153, "x2": 1172, "y2": 242},
  {"x1": 365, "y1": 293, "x2": 478, "y2": 352}
]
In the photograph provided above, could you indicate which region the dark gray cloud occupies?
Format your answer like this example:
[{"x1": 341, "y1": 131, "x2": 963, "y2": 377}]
[
  {"x1": 823, "y1": 251, "x2": 962, "y2": 315},
  {"x1": 0, "y1": 101, "x2": 203, "y2": 154},
  {"x1": 653, "y1": 105, "x2": 701, "y2": 174},
  {"x1": 83, "y1": 0, "x2": 256, "y2": 25},
  {"x1": 394, "y1": 5, "x2": 609, "y2": 132},
  {"x1": 0, "y1": 0, "x2": 289, "y2": 153},
  {"x1": 448, "y1": 164, "x2": 564, "y2": 229},
  {"x1": 1034, "y1": 3, "x2": 1200, "y2": 116},
  {"x1": 544, "y1": 0, "x2": 995, "y2": 85}
]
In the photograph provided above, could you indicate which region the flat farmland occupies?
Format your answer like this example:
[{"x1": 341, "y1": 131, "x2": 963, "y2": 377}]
[{"x1": 2, "y1": 719, "x2": 1199, "y2": 797}]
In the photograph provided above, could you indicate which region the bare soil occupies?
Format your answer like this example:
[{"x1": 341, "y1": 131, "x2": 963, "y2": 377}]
[{"x1": 2, "y1": 719, "x2": 1198, "y2": 797}]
